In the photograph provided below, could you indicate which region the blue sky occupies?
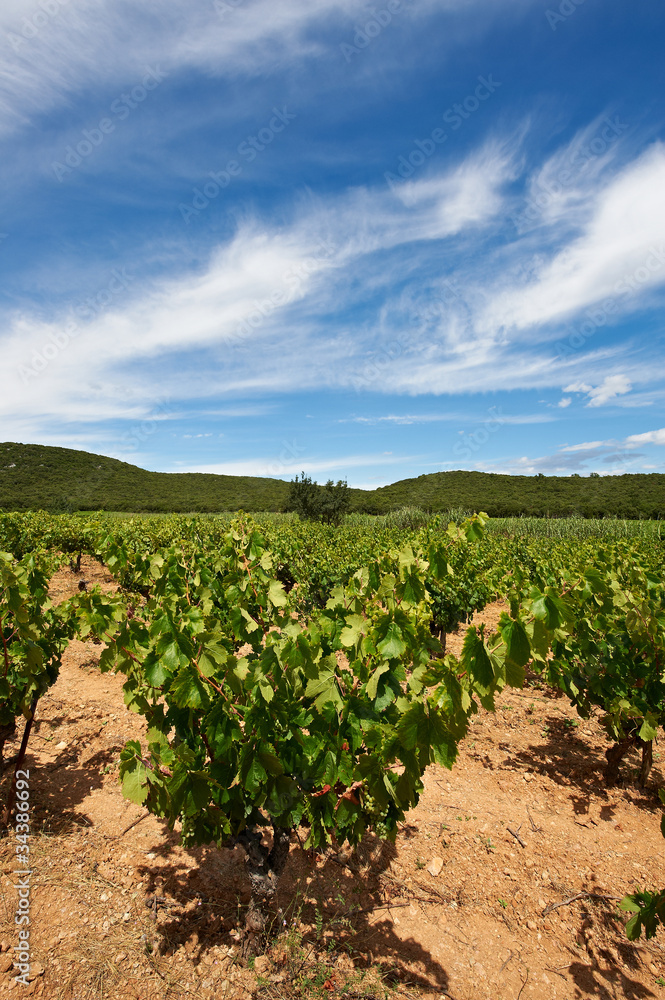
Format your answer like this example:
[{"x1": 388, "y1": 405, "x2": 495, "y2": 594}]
[{"x1": 1, "y1": 0, "x2": 664, "y2": 488}]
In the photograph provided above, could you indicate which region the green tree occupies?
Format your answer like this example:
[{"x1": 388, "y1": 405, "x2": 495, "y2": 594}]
[{"x1": 287, "y1": 472, "x2": 350, "y2": 525}]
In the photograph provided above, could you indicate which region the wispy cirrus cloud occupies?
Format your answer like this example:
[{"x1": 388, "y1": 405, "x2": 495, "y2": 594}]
[
  {"x1": 0, "y1": 0, "x2": 532, "y2": 137},
  {"x1": 479, "y1": 143, "x2": 665, "y2": 335}
]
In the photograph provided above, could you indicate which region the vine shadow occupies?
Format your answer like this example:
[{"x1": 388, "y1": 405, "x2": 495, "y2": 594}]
[
  {"x1": 507, "y1": 715, "x2": 661, "y2": 817},
  {"x1": 135, "y1": 832, "x2": 452, "y2": 994},
  {"x1": 564, "y1": 890, "x2": 656, "y2": 1000}
]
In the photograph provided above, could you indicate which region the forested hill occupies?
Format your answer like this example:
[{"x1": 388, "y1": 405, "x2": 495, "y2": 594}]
[
  {"x1": 0, "y1": 442, "x2": 663, "y2": 517},
  {"x1": 367, "y1": 470, "x2": 665, "y2": 518}
]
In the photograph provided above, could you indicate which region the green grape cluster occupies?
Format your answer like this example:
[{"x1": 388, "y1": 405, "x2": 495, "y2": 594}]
[{"x1": 361, "y1": 787, "x2": 392, "y2": 838}]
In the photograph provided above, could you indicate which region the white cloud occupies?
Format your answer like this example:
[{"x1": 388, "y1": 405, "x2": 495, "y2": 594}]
[
  {"x1": 178, "y1": 451, "x2": 416, "y2": 479},
  {"x1": 519, "y1": 114, "x2": 627, "y2": 231},
  {"x1": 586, "y1": 374, "x2": 631, "y2": 407},
  {"x1": 625, "y1": 427, "x2": 665, "y2": 446},
  {"x1": 563, "y1": 382, "x2": 592, "y2": 393},
  {"x1": 0, "y1": 143, "x2": 520, "y2": 431},
  {"x1": 0, "y1": 0, "x2": 530, "y2": 138},
  {"x1": 346, "y1": 413, "x2": 460, "y2": 425},
  {"x1": 557, "y1": 397, "x2": 571, "y2": 408},
  {"x1": 393, "y1": 139, "x2": 517, "y2": 237},
  {"x1": 560, "y1": 440, "x2": 610, "y2": 453},
  {"x1": 480, "y1": 143, "x2": 665, "y2": 334},
  {"x1": 1, "y1": 123, "x2": 664, "y2": 446},
  {"x1": 562, "y1": 375, "x2": 632, "y2": 407}
]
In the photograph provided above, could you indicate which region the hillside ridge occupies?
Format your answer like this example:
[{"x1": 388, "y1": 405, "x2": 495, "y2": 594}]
[{"x1": 1, "y1": 442, "x2": 663, "y2": 517}]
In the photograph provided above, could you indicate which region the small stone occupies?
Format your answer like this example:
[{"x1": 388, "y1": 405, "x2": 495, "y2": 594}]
[
  {"x1": 115, "y1": 953, "x2": 126, "y2": 964},
  {"x1": 649, "y1": 963, "x2": 660, "y2": 976},
  {"x1": 427, "y1": 857, "x2": 444, "y2": 877},
  {"x1": 527, "y1": 920, "x2": 537, "y2": 930},
  {"x1": 253, "y1": 955, "x2": 270, "y2": 975},
  {"x1": 0, "y1": 942, "x2": 9, "y2": 953},
  {"x1": 54, "y1": 741, "x2": 67, "y2": 750},
  {"x1": 146, "y1": 853, "x2": 157, "y2": 860},
  {"x1": 100, "y1": 893, "x2": 109, "y2": 902},
  {"x1": 541, "y1": 870, "x2": 549, "y2": 881},
  {"x1": 29, "y1": 962, "x2": 45, "y2": 979},
  {"x1": 0, "y1": 955, "x2": 13, "y2": 974},
  {"x1": 123, "y1": 912, "x2": 130, "y2": 923}
]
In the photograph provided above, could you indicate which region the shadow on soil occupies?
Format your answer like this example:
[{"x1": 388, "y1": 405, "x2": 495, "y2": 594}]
[
  {"x1": 133, "y1": 833, "x2": 452, "y2": 994},
  {"x1": 505, "y1": 715, "x2": 661, "y2": 819},
  {"x1": 0, "y1": 716, "x2": 128, "y2": 836},
  {"x1": 563, "y1": 894, "x2": 656, "y2": 999}
]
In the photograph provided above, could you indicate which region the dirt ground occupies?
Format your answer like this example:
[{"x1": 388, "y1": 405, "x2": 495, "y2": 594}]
[{"x1": 1, "y1": 556, "x2": 664, "y2": 999}]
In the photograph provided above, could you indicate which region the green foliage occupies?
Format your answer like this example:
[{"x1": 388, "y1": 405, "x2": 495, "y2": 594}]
[
  {"x1": 620, "y1": 889, "x2": 665, "y2": 941},
  {"x1": 619, "y1": 791, "x2": 665, "y2": 940},
  {"x1": 287, "y1": 473, "x2": 350, "y2": 526},
  {"x1": 0, "y1": 549, "x2": 75, "y2": 754},
  {"x1": 383, "y1": 506, "x2": 430, "y2": 530},
  {"x1": 512, "y1": 543, "x2": 665, "y2": 750},
  {"x1": 75, "y1": 512, "x2": 522, "y2": 854},
  {"x1": 2, "y1": 505, "x2": 665, "y2": 948},
  {"x1": 1, "y1": 442, "x2": 665, "y2": 517}
]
